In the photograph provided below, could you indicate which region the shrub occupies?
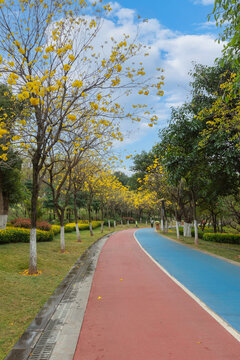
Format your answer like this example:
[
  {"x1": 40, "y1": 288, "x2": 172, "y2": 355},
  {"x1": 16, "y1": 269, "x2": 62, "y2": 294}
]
[
  {"x1": 203, "y1": 233, "x2": 240, "y2": 244},
  {"x1": 104, "y1": 219, "x2": 114, "y2": 226},
  {"x1": 0, "y1": 227, "x2": 53, "y2": 244},
  {"x1": 65, "y1": 223, "x2": 77, "y2": 233},
  {"x1": 178, "y1": 226, "x2": 203, "y2": 238},
  {"x1": 11, "y1": 218, "x2": 52, "y2": 231},
  {"x1": 122, "y1": 217, "x2": 135, "y2": 223},
  {"x1": 77, "y1": 220, "x2": 89, "y2": 224},
  {"x1": 91, "y1": 221, "x2": 101, "y2": 229},
  {"x1": 51, "y1": 225, "x2": 61, "y2": 235},
  {"x1": 64, "y1": 221, "x2": 101, "y2": 233},
  {"x1": 191, "y1": 229, "x2": 203, "y2": 239}
]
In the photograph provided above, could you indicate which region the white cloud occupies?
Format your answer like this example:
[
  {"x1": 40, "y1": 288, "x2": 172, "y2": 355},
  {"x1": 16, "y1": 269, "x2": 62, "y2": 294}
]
[
  {"x1": 74, "y1": 3, "x2": 223, "y2": 153},
  {"x1": 198, "y1": 20, "x2": 217, "y2": 29},
  {"x1": 193, "y1": 0, "x2": 215, "y2": 5}
]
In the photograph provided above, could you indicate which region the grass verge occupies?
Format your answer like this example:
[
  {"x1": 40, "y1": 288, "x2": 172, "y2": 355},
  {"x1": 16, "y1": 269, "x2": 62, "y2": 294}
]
[
  {"x1": 159, "y1": 229, "x2": 240, "y2": 264},
  {"x1": 0, "y1": 224, "x2": 138, "y2": 359}
]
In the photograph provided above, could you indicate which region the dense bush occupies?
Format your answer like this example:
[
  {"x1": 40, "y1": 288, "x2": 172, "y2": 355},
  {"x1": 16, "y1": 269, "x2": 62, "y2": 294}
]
[
  {"x1": 65, "y1": 221, "x2": 101, "y2": 233},
  {"x1": 104, "y1": 219, "x2": 114, "y2": 226},
  {"x1": 178, "y1": 227, "x2": 204, "y2": 239},
  {"x1": 65, "y1": 223, "x2": 89, "y2": 232},
  {"x1": 122, "y1": 217, "x2": 135, "y2": 223},
  {"x1": 11, "y1": 218, "x2": 52, "y2": 231},
  {"x1": 92, "y1": 221, "x2": 101, "y2": 229},
  {"x1": 0, "y1": 227, "x2": 53, "y2": 244},
  {"x1": 51, "y1": 225, "x2": 61, "y2": 235},
  {"x1": 203, "y1": 233, "x2": 240, "y2": 244}
]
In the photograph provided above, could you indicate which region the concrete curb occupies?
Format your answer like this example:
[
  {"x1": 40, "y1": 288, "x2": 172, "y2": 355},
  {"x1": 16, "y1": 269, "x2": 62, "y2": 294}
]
[{"x1": 4, "y1": 232, "x2": 114, "y2": 360}]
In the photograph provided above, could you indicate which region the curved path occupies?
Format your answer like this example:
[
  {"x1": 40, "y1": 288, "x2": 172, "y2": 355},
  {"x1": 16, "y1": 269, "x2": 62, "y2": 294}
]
[
  {"x1": 74, "y1": 229, "x2": 240, "y2": 359},
  {"x1": 137, "y1": 228, "x2": 240, "y2": 333}
]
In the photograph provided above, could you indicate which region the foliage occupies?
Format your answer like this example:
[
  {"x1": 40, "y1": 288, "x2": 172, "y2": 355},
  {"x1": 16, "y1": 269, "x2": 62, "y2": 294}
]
[
  {"x1": 211, "y1": 0, "x2": 240, "y2": 65},
  {"x1": 203, "y1": 232, "x2": 240, "y2": 244},
  {"x1": 65, "y1": 221, "x2": 101, "y2": 232},
  {"x1": 0, "y1": 227, "x2": 53, "y2": 244},
  {"x1": 51, "y1": 225, "x2": 61, "y2": 235},
  {"x1": 11, "y1": 218, "x2": 52, "y2": 231}
]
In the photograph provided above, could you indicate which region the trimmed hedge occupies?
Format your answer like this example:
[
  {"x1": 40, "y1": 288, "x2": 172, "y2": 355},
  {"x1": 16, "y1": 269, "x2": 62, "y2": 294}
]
[
  {"x1": 65, "y1": 221, "x2": 101, "y2": 233},
  {"x1": 203, "y1": 233, "x2": 240, "y2": 244},
  {"x1": 51, "y1": 225, "x2": 61, "y2": 235},
  {"x1": 0, "y1": 227, "x2": 54, "y2": 244},
  {"x1": 65, "y1": 223, "x2": 89, "y2": 232}
]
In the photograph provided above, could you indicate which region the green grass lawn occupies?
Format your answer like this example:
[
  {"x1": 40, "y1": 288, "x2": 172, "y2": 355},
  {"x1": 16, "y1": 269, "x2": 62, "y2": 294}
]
[
  {"x1": 0, "y1": 224, "x2": 139, "y2": 360},
  {"x1": 160, "y1": 229, "x2": 240, "y2": 264}
]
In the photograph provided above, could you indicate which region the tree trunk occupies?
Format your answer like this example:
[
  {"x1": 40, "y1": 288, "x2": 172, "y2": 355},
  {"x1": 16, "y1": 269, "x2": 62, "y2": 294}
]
[
  {"x1": 184, "y1": 222, "x2": 192, "y2": 237},
  {"x1": 192, "y1": 198, "x2": 198, "y2": 245},
  {"x1": 88, "y1": 204, "x2": 93, "y2": 236},
  {"x1": 165, "y1": 218, "x2": 168, "y2": 233},
  {"x1": 161, "y1": 200, "x2": 166, "y2": 232},
  {"x1": 176, "y1": 220, "x2": 180, "y2": 239},
  {"x1": 29, "y1": 164, "x2": 39, "y2": 274},
  {"x1": 108, "y1": 219, "x2": 111, "y2": 229},
  {"x1": 114, "y1": 220, "x2": 116, "y2": 228},
  {"x1": 60, "y1": 214, "x2": 65, "y2": 253},
  {"x1": 161, "y1": 219, "x2": 164, "y2": 231},
  {"x1": 100, "y1": 205, "x2": 104, "y2": 233},
  {"x1": 194, "y1": 220, "x2": 198, "y2": 245},
  {"x1": 0, "y1": 171, "x2": 7, "y2": 229},
  {"x1": 212, "y1": 211, "x2": 217, "y2": 233},
  {"x1": 89, "y1": 221, "x2": 93, "y2": 236},
  {"x1": 74, "y1": 192, "x2": 81, "y2": 242}
]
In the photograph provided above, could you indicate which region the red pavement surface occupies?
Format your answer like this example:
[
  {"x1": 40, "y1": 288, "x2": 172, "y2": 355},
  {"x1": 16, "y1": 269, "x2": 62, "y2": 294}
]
[{"x1": 73, "y1": 229, "x2": 240, "y2": 360}]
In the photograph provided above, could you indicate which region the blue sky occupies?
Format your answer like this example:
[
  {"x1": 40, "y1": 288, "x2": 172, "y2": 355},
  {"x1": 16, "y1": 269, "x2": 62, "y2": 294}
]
[
  {"x1": 104, "y1": 0, "x2": 222, "y2": 172},
  {"x1": 118, "y1": 0, "x2": 215, "y2": 34}
]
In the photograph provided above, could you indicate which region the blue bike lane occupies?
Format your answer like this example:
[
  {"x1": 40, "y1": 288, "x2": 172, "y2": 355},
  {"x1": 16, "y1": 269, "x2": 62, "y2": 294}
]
[{"x1": 135, "y1": 228, "x2": 240, "y2": 333}]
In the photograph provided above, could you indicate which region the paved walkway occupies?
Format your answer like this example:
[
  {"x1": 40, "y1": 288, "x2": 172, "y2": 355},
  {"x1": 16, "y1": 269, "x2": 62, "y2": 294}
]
[
  {"x1": 137, "y1": 228, "x2": 240, "y2": 333},
  {"x1": 73, "y1": 229, "x2": 240, "y2": 360}
]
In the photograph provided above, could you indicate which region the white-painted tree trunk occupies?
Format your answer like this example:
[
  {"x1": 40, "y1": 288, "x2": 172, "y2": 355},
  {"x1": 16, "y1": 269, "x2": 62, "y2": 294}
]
[
  {"x1": 165, "y1": 219, "x2": 168, "y2": 233},
  {"x1": 108, "y1": 220, "x2": 111, "y2": 229},
  {"x1": 89, "y1": 221, "x2": 93, "y2": 236},
  {"x1": 183, "y1": 222, "x2": 187, "y2": 237},
  {"x1": 121, "y1": 219, "x2": 123, "y2": 225},
  {"x1": 176, "y1": 221, "x2": 180, "y2": 239},
  {"x1": 146, "y1": 220, "x2": 148, "y2": 224},
  {"x1": 161, "y1": 219, "x2": 164, "y2": 231},
  {"x1": 0, "y1": 214, "x2": 8, "y2": 229},
  {"x1": 140, "y1": 217, "x2": 142, "y2": 223},
  {"x1": 127, "y1": 220, "x2": 129, "y2": 225},
  {"x1": 30, "y1": 228, "x2": 37, "y2": 273},
  {"x1": 184, "y1": 222, "x2": 191, "y2": 237},
  {"x1": 75, "y1": 223, "x2": 81, "y2": 242},
  {"x1": 114, "y1": 220, "x2": 116, "y2": 228},
  {"x1": 101, "y1": 221, "x2": 104, "y2": 233},
  {"x1": 194, "y1": 219, "x2": 198, "y2": 245},
  {"x1": 60, "y1": 226, "x2": 65, "y2": 252}
]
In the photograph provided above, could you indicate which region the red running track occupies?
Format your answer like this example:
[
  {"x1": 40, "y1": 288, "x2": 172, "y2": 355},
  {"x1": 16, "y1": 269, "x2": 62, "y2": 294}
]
[{"x1": 73, "y1": 229, "x2": 240, "y2": 360}]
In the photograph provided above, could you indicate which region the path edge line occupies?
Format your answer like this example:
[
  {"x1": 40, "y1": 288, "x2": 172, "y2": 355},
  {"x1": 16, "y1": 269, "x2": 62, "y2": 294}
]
[{"x1": 134, "y1": 230, "x2": 240, "y2": 343}]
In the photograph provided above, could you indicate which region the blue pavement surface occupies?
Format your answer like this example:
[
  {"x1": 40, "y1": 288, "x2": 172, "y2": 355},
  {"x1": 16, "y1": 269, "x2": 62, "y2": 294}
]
[{"x1": 135, "y1": 228, "x2": 240, "y2": 332}]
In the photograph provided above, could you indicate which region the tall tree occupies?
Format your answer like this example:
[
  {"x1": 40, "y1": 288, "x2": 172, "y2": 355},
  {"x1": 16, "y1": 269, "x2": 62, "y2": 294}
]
[{"x1": 0, "y1": 0, "x2": 164, "y2": 273}]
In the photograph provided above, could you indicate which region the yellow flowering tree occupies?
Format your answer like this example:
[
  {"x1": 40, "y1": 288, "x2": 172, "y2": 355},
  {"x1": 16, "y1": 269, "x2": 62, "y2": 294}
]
[{"x1": 0, "y1": 0, "x2": 164, "y2": 273}]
